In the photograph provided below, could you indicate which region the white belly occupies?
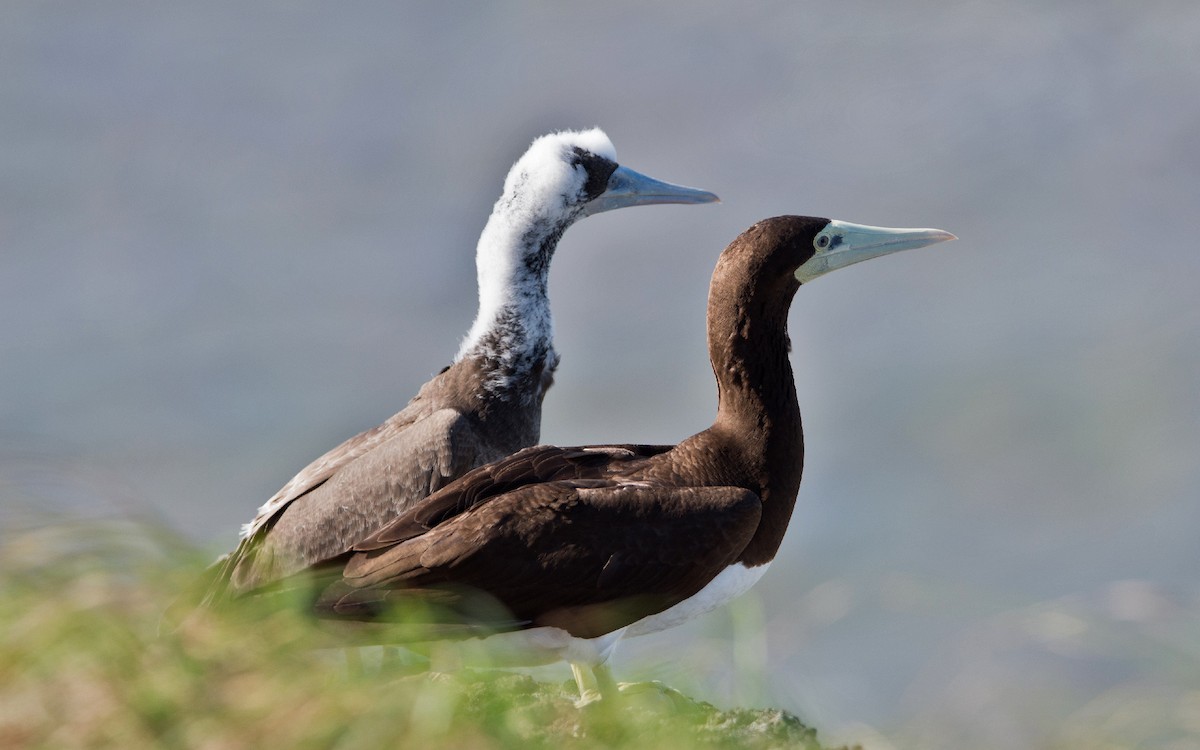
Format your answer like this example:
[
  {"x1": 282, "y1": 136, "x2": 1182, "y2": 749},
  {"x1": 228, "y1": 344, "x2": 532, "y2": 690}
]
[
  {"x1": 471, "y1": 625, "x2": 627, "y2": 667},
  {"x1": 625, "y1": 561, "x2": 770, "y2": 637},
  {"x1": 373, "y1": 562, "x2": 770, "y2": 669}
]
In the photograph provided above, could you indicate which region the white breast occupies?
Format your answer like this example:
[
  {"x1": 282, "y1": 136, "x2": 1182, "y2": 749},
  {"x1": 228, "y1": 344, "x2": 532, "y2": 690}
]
[
  {"x1": 416, "y1": 625, "x2": 627, "y2": 670},
  {"x1": 624, "y1": 561, "x2": 771, "y2": 638},
  {"x1": 383, "y1": 562, "x2": 770, "y2": 670}
]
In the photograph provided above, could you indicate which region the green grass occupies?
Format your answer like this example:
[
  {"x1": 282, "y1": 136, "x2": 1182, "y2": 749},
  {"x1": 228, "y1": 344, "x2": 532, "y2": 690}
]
[{"x1": 0, "y1": 518, "x2": 838, "y2": 749}]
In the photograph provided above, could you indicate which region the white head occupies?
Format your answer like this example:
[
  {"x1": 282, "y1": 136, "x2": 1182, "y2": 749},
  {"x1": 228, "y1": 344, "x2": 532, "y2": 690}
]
[
  {"x1": 480, "y1": 128, "x2": 717, "y2": 264},
  {"x1": 495, "y1": 128, "x2": 620, "y2": 229},
  {"x1": 460, "y1": 128, "x2": 717, "y2": 367}
]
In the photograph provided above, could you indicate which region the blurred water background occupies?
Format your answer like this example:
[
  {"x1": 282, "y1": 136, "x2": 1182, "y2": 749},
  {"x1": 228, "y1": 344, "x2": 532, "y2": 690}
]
[{"x1": 3, "y1": 3, "x2": 1199, "y2": 748}]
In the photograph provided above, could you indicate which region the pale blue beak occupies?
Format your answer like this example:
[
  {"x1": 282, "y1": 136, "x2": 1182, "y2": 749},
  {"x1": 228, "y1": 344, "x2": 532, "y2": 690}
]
[
  {"x1": 796, "y1": 220, "x2": 957, "y2": 283},
  {"x1": 582, "y1": 165, "x2": 719, "y2": 216}
]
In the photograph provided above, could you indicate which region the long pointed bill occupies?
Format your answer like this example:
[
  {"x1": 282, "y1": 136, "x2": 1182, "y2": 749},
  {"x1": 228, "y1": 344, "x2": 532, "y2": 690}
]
[
  {"x1": 581, "y1": 164, "x2": 719, "y2": 216},
  {"x1": 795, "y1": 220, "x2": 957, "y2": 283}
]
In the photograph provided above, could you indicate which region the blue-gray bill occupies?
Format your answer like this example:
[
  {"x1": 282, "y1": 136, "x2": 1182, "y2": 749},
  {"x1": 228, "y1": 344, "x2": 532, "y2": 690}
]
[
  {"x1": 795, "y1": 220, "x2": 957, "y2": 283},
  {"x1": 582, "y1": 165, "x2": 720, "y2": 216}
]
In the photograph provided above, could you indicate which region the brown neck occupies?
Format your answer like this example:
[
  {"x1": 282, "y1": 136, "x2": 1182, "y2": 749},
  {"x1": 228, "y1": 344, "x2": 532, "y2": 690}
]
[{"x1": 703, "y1": 243, "x2": 805, "y2": 566}]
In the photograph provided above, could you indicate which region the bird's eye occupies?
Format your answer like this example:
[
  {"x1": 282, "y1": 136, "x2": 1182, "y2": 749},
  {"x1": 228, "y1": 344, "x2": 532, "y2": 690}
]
[{"x1": 815, "y1": 235, "x2": 831, "y2": 249}]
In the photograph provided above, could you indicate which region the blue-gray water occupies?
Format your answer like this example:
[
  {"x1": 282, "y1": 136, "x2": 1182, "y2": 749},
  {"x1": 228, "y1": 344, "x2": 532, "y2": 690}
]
[{"x1": 4, "y1": 3, "x2": 1199, "y2": 748}]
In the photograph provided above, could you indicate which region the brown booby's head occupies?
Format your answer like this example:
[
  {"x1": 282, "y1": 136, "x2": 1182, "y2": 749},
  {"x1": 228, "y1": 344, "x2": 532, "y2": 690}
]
[
  {"x1": 717, "y1": 215, "x2": 956, "y2": 299},
  {"x1": 708, "y1": 216, "x2": 956, "y2": 346}
]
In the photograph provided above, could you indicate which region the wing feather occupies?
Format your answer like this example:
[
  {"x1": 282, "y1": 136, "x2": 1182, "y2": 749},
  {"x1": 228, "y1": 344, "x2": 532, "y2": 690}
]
[
  {"x1": 212, "y1": 408, "x2": 488, "y2": 596},
  {"x1": 318, "y1": 482, "x2": 761, "y2": 639},
  {"x1": 355, "y1": 443, "x2": 672, "y2": 549}
]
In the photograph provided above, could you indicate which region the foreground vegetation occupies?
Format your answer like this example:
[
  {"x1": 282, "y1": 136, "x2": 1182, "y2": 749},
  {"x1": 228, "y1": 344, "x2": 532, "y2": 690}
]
[{"x1": 0, "y1": 518, "x2": 840, "y2": 749}]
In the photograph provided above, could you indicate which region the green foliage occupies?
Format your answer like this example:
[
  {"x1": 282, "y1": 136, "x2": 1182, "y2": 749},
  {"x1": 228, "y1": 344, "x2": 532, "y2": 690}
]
[{"x1": 0, "y1": 519, "x2": 838, "y2": 749}]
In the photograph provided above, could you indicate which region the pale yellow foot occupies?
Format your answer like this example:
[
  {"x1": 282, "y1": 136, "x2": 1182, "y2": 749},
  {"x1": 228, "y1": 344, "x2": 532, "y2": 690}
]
[{"x1": 571, "y1": 662, "x2": 620, "y2": 708}]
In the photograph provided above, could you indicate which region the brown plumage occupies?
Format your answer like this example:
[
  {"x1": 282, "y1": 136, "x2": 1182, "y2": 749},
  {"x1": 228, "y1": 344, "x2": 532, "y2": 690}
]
[
  {"x1": 321, "y1": 444, "x2": 763, "y2": 638},
  {"x1": 225, "y1": 357, "x2": 546, "y2": 592},
  {"x1": 201, "y1": 128, "x2": 717, "y2": 600},
  {"x1": 313, "y1": 216, "x2": 957, "y2": 674}
]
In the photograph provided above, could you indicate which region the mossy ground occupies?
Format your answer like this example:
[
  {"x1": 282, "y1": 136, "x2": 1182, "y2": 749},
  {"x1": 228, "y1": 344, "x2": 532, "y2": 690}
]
[{"x1": 0, "y1": 519, "x2": 844, "y2": 749}]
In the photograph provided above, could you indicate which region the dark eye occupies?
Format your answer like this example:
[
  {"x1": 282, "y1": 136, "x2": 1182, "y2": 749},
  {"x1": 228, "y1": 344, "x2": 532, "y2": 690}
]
[
  {"x1": 572, "y1": 148, "x2": 617, "y2": 201},
  {"x1": 815, "y1": 235, "x2": 830, "y2": 249}
]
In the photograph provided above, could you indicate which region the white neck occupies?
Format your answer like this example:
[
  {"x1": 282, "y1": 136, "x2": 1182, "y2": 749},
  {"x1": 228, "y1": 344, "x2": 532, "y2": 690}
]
[{"x1": 455, "y1": 204, "x2": 560, "y2": 377}]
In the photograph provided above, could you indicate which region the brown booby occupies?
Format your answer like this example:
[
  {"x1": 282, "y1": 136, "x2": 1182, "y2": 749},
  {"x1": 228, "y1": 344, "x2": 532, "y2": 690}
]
[
  {"x1": 207, "y1": 129, "x2": 718, "y2": 598},
  {"x1": 313, "y1": 215, "x2": 957, "y2": 701}
]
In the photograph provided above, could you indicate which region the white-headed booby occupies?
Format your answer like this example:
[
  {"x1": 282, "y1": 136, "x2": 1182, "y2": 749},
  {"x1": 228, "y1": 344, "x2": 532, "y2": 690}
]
[
  {"x1": 207, "y1": 129, "x2": 718, "y2": 598},
  {"x1": 314, "y1": 216, "x2": 957, "y2": 701}
]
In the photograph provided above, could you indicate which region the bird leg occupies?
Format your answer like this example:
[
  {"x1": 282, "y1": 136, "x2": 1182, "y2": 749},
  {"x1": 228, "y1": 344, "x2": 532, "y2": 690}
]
[{"x1": 570, "y1": 661, "x2": 619, "y2": 707}]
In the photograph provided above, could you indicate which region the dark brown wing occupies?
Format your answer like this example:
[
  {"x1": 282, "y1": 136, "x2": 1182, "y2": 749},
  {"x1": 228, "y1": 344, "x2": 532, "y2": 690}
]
[
  {"x1": 354, "y1": 443, "x2": 674, "y2": 550},
  {"x1": 316, "y1": 482, "x2": 761, "y2": 639}
]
